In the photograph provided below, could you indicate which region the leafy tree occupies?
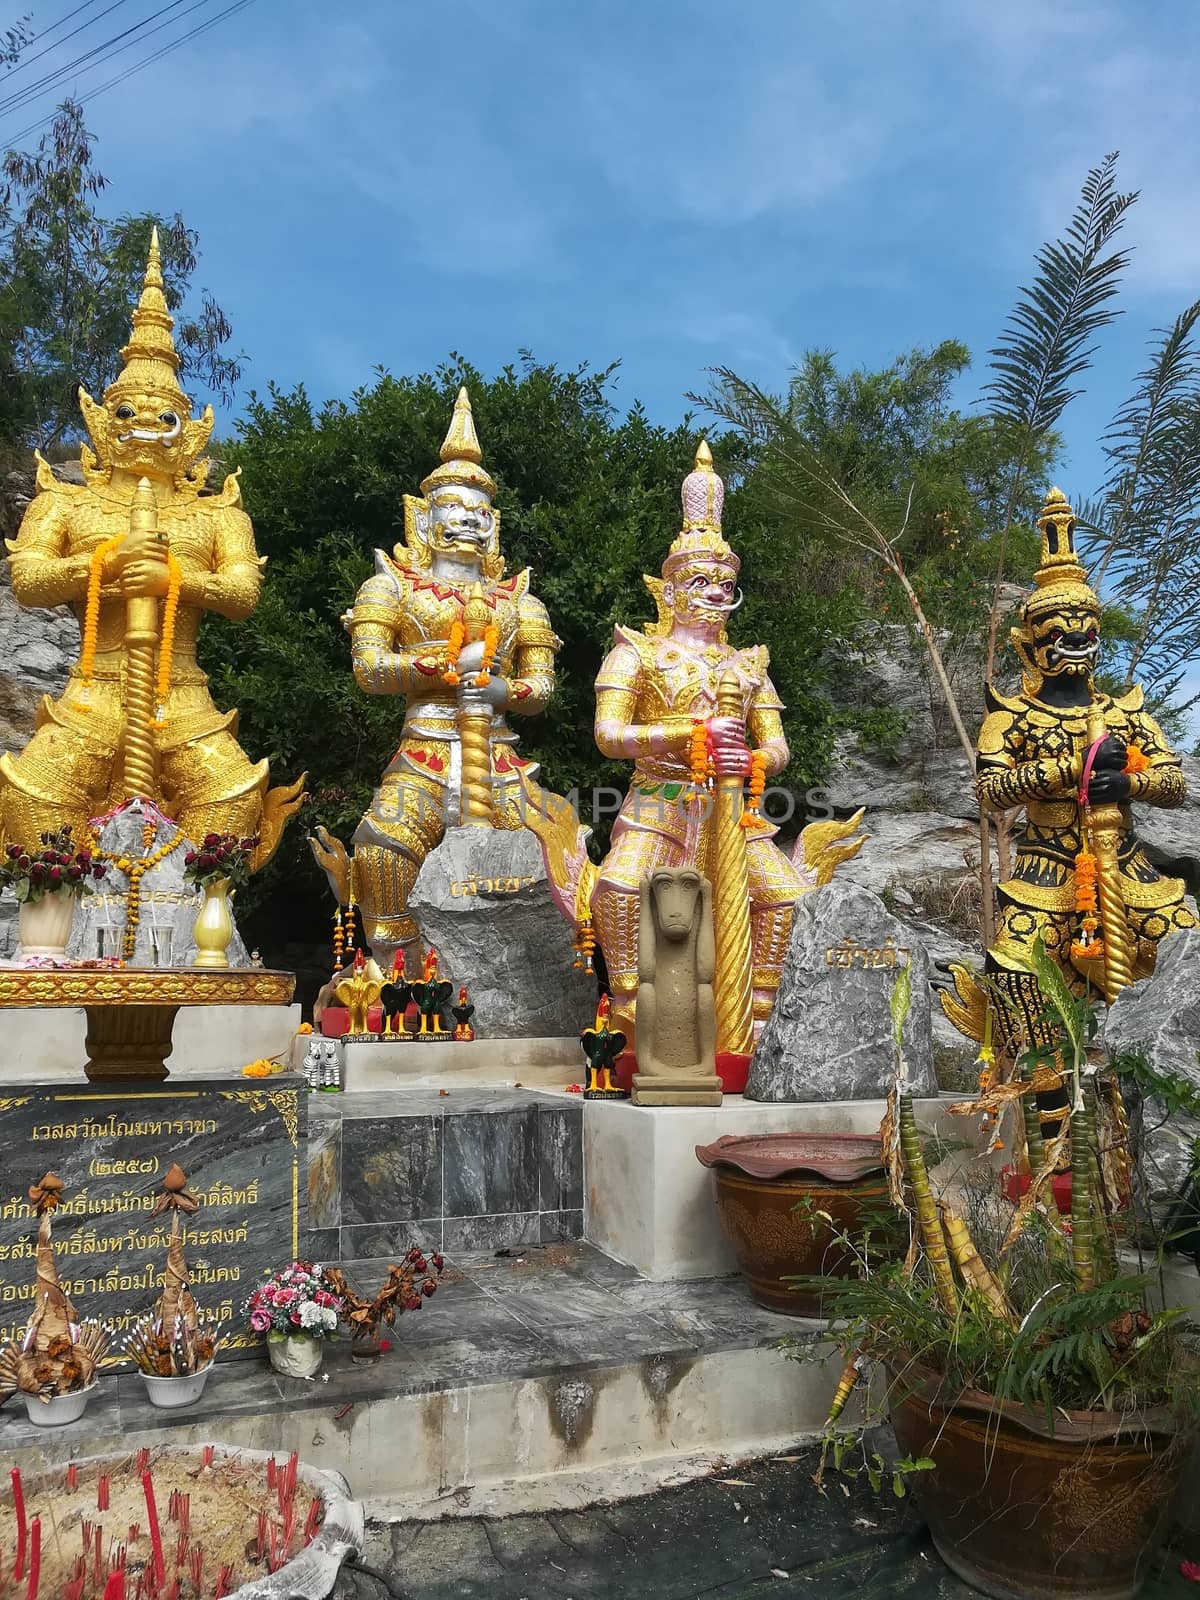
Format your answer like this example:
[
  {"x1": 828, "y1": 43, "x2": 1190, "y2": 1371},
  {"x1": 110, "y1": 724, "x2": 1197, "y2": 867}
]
[
  {"x1": 208, "y1": 356, "x2": 860, "y2": 955},
  {"x1": 0, "y1": 99, "x2": 241, "y2": 455}
]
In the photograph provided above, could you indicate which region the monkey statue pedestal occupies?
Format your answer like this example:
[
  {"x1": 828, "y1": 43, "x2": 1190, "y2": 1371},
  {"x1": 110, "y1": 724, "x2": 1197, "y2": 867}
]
[{"x1": 631, "y1": 868, "x2": 722, "y2": 1107}]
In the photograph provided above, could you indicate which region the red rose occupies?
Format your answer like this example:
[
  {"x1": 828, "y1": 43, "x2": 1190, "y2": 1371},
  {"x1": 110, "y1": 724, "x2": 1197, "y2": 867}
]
[
  {"x1": 92, "y1": 864, "x2": 105, "y2": 879},
  {"x1": 48, "y1": 866, "x2": 63, "y2": 885},
  {"x1": 184, "y1": 851, "x2": 196, "y2": 866},
  {"x1": 405, "y1": 1296, "x2": 422, "y2": 1311},
  {"x1": 203, "y1": 833, "x2": 220, "y2": 848},
  {"x1": 5, "y1": 844, "x2": 20, "y2": 859},
  {"x1": 421, "y1": 1279, "x2": 437, "y2": 1297}
]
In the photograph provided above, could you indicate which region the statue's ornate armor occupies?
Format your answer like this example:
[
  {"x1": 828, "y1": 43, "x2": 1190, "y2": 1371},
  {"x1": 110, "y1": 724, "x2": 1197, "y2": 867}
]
[
  {"x1": 0, "y1": 232, "x2": 300, "y2": 858},
  {"x1": 339, "y1": 388, "x2": 564, "y2": 962},
  {"x1": 592, "y1": 625, "x2": 804, "y2": 1031}
]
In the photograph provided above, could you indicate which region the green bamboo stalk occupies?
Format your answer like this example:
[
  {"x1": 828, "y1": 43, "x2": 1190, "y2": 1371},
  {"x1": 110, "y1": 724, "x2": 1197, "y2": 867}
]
[
  {"x1": 899, "y1": 1091, "x2": 958, "y2": 1315},
  {"x1": 1071, "y1": 1078, "x2": 1097, "y2": 1290},
  {"x1": 1020, "y1": 1060, "x2": 1047, "y2": 1173}
]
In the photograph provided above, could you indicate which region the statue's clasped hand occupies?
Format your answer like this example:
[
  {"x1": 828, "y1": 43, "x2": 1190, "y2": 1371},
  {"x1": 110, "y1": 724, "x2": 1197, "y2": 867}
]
[
  {"x1": 708, "y1": 714, "x2": 751, "y2": 776},
  {"x1": 120, "y1": 530, "x2": 172, "y2": 598},
  {"x1": 1082, "y1": 732, "x2": 1132, "y2": 804}
]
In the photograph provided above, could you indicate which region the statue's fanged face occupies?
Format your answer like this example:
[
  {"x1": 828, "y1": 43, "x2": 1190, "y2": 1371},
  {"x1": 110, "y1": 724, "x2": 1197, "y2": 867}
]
[
  {"x1": 81, "y1": 384, "x2": 212, "y2": 480},
  {"x1": 651, "y1": 868, "x2": 702, "y2": 942},
  {"x1": 428, "y1": 487, "x2": 496, "y2": 563},
  {"x1": 664, "y1": 560, "x2": 740, "y2": 629},
  {"x1": 1023, "y1": 600, "x2": 1101, "y2": 681}
]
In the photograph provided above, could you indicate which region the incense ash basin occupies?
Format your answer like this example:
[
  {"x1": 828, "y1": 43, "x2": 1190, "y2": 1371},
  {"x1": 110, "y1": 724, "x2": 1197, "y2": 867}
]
[
  {"x1": 21, "y1": 1380, "x2": 97, "y2": 1428},
  {"x1": 139, "y1": 1362, "x2": 213, "y2": 1409}
]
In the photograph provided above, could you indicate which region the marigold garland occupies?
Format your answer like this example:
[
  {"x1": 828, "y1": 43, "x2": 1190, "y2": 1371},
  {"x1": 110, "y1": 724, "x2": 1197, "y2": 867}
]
[
  {"x1": 688, "y1": 720, "x2": 714, "y2": 806},
  {"x1": 442, "y1": 618, "x2": 466, "y2": 685},
  {"x1": 1071, "y1": 847, "x2": 1104, "y2": 964},
  {"x1": 86, "y1": 826, "x2": 183, "y2": 961},
  {"x1": 739, "y1": 750, "x2": 768, "y2": 829},
  {"x1": 573, "y1": 914, "x2": 596, "y2": 974},
  {"x1": 1123, "y1": 743, "x2": 1150, "y2": 775},
  {"x1": 78, "y1": 534, "x2": 125, "y2": 707},
  {"x1": 150, "y1": 550, "x2": 183, "y2": 727},
  {"x1": 474, "y1": 623, "x2": 500, "y2": 688}
]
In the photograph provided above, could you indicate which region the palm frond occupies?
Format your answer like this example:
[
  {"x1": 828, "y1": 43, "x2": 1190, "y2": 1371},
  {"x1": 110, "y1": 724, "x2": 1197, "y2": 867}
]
[{"x1": 985, "y1": 153, "x2": 1137, "y2": 438}]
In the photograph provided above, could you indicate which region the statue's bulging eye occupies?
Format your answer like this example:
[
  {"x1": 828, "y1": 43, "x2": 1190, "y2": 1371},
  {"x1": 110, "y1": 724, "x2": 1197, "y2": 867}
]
[
  {"x1": 160, "y1": 411, "x2": 179, "y2": 428},
  {"x1": 116, "y1": 404, "x2": 135, "y2": 420}
]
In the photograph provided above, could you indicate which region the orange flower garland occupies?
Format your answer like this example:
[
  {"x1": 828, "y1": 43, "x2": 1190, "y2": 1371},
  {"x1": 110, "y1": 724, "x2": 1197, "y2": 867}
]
[
  {"x1": 573, "y1": 914, "x2": 596, "y2": 973},
  {"x1": 1071, "y1": 847, "x2": 1104, "y2": 963},
  {"x1": 740, "y1": 750, "x2": 768, "y2": 829},
  {"x1": 1123, "y1": 743, "x2": 1150, "y2": 774},
  {"x1": 442, "y1": 618, "x2": 466, "y2": 685},
  {"x1": 688, "y1": 720, "x2": 714, "y2": 805},
  {"x1": 150, "y1": 550, "x2": 183, "y2": 727},
  {"x1": 474, "y1": 623, "x2": 499, "y2": 688},
  {"x1": 78, "y1": 534, "x2": 125, "y2": 708},
  {"x1": 86, "y1": 824, "x2": 183, "y2": 961}
]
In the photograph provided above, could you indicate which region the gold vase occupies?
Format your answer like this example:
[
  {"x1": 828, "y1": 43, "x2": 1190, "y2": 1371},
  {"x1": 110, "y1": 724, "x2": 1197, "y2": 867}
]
[{"x1": 192, "y1": 877, "x2": 234, "y2": 969}]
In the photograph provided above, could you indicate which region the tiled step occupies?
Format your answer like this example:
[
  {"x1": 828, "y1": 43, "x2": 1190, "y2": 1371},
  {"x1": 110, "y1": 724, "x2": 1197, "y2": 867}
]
[{"x1": 0, "y1": 1245, "x2": 842, "y2": 1510}]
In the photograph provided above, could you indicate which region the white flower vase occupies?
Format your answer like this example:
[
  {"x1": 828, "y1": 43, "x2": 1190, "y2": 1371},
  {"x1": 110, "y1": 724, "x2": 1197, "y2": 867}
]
[
  {"x1": 16, "y1": 888, "x2": 76, "y2": 962},
  {"x1": 267, "y1": 1331, "x2": 323, "y2": 1379}
]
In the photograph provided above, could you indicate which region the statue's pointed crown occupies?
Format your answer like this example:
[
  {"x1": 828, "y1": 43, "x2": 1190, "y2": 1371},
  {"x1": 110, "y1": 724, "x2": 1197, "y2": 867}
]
[
  {"x1": 103, "y1": 227, "x2": 191, "y2": 410},
  {"x1": 1021, "y1": 486, "x2": 1099, "y2": 623},
  {"x1": 662, "y1": 439, "x2": 738, "y2": 577},
  {"x1": 420, "y1": 385, "x2": 497, "y2": 497}
]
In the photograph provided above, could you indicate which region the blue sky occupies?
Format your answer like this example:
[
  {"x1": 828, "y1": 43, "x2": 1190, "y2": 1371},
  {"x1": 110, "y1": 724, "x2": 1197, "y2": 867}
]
[{"x1": 6, "y1": 0, "x2": 1200, "y2": 502}]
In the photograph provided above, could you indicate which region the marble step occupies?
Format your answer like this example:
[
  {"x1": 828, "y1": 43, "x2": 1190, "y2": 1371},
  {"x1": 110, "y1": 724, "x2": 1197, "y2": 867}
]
[{"x1": 0, "y1": 1244, "x2": 843, "y2": 1513}]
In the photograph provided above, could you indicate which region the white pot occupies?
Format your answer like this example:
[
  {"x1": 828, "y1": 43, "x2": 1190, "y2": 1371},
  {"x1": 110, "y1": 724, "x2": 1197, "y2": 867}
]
[
  {"x1": 22, "y1": 1381, "x2": 96, "y2": 1427},
  {"x1": 267, "y1": 1331, "x2": 324, "y2": 1379},
  {"x1": 139, "y1": 1363, "x2": 213, "y2": 1409},
  {"x1": 16, "y1": 888, "x2": 77, "y2": 961}
]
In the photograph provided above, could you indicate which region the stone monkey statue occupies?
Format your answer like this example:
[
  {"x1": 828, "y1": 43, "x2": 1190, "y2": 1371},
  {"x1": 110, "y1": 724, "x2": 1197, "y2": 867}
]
[{"x1": 632, "y1": 867, "x2": 721, "y2": 1105}]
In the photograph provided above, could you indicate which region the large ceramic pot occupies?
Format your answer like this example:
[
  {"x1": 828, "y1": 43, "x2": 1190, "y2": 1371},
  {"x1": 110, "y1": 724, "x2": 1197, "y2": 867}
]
[
  {"x1": 889, "y1": 1364, "x2": 1191, "y2": 1600},
  {"x1": 16, "y1": 888, "x2": 76, "y2": 961},
  {"x1": 267, "y1": 1331, "x2": 324, "y2": 1379},
  {"x1": 695, "y1": 1132, "x2": 896, "y2": 1314}
]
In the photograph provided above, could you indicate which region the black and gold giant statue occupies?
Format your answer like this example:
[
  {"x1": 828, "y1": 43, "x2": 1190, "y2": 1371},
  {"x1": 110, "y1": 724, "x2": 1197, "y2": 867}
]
[{"x1": 943, "y1": 488, "x2": 1195, "y2": 1061}]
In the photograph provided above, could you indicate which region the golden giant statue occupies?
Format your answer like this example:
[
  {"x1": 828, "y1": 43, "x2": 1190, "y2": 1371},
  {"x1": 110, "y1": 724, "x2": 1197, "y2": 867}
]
[
  {"x1": 1, "y1": 231, "x2": 302, "y2": 860},
  {"x1": 525, "y1": 443, "x2": 864, "y2": 1054},
  {"x1": 943, "y1": 488, "x2": 1195, "y2": 1057},
  {"x1": 310, "y1": 388, "x2": 565, "y2": 966}
]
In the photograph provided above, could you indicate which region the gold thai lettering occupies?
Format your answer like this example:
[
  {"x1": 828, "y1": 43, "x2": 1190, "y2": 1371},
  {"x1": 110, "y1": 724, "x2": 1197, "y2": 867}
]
[
  {"x1": 825, "y1": 935, "x2": 911, "y2": 970},
  {"x1": 33, "y1": 1115, "x2": 218, "y2": 1141}
]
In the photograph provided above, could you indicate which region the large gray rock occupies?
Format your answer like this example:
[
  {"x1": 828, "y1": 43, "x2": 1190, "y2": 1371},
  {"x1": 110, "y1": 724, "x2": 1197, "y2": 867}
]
[
  {"x1": 66, "y1": 806, "x2": 250, "y2": 968},
  {"x1": 409, "y1": 826, "x2": 595, "y2": 1039},
  {"x1": 746, "y1": 882, "x2": 938, "y2": 1101},
  {"x1": 1104, "y1": 929, "x2": 1200, "y2": 1205}
]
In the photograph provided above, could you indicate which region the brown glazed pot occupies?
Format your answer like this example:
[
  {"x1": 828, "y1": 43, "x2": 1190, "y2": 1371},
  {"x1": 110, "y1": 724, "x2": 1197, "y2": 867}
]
[
  {"x1": 889, "y1": 1365, "x2": 1191, "y2": 1600},
  {"x1": 694, "y1": 1133, "x2": 893, "y2": 1315}
]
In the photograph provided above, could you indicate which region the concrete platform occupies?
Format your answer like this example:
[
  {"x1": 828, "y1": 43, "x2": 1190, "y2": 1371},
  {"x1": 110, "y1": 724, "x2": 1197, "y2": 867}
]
[
  {"x1": 2, "y1": 1001, "x2": 302, "y2": 1081},
  {"x1": 341, "y1": 1035, "x2": 582, "y2": 1091},
  {"x1": 584, "y1": 1094, "x2": 948, "y2": 1279},
  {"x1": 0, "y1": 1243, "x2": 843, "y2": 1510}
]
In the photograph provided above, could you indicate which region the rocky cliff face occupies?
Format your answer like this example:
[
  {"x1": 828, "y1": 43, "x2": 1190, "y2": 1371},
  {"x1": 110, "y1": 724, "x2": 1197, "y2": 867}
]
[{"x1": 0, "y1": 465, "x2": 80, "y2": 956}]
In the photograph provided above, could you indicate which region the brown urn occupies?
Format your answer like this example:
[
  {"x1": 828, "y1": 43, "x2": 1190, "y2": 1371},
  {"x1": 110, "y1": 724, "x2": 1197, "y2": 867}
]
[{"x1": 694, "y1": 1132, "x2": 895, "y2": 1315}]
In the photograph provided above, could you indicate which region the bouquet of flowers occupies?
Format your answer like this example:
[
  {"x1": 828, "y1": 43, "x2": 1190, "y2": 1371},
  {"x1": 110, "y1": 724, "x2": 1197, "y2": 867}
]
[
  {"x1": 1, "y1": 826, "x2": 107, "y2": 902},
  {"x1": 183, "y1": 832, "x2": 259, "y2": 893},
  {"x1": 245, "y1": 1261, "x2": 343, "y2": 1340}
]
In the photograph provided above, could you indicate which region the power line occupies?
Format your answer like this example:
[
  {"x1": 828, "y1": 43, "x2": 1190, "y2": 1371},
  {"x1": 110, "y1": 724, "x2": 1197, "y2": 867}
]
[
  {"x1": 0, "y1": 1, "x2": 195, "y2": 120},
  {"x1": 4, "y1": 0, "x2": 259, "y2": 146},
  {"x1": 1, "y1": 0, "x2": 134, "y2": 85}
]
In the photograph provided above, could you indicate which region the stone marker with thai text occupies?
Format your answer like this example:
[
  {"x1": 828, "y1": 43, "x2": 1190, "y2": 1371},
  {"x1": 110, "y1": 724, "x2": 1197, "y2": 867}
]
[
  {"x1": 745, "y1": 882, "x2": 938, "y2": 1102},
  {"x1": 409, "y1": 826, "x2": 596, "y2": 1038},
  {"x1": 0, "y1": 1077, "x2": 305, "y2": 1359}
]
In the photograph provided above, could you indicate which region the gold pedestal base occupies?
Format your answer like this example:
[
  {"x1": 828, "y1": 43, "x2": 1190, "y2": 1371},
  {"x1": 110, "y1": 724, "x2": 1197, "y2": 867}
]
[{"x1": 631, "y1": 1073, "x2": 723, "y2": 1107}]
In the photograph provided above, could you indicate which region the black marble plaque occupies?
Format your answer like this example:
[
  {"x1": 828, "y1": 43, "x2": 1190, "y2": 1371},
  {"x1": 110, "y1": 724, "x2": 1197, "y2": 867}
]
[{"x1": 0, "y1": 1076, "x2": 305, "y2": 1361}]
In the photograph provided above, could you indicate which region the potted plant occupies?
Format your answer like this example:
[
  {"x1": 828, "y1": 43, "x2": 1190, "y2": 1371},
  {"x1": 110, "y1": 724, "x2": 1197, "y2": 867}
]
[
  {"x1": 0, "y1": 1174, "x2": 110, "y2": 1426},
  {"x1": 1, "y1": 826, "x2": 108, "y2": 962},
  {"x1": 326, "y1": 1247, "x2": 445, "y2": 1360},
  {"x1": 122, "y1": 1165, "x2": 225, "y2": 1408},
  {"x1": 183, "y1": 831, "x2": 257, "y2": 969},
  {"x1": 246, "y1": 1261, "x2": 343, "y2": 1379},
  {"x1": 786, "y1": 956, "x2": 1199, "y2": 1600}
]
